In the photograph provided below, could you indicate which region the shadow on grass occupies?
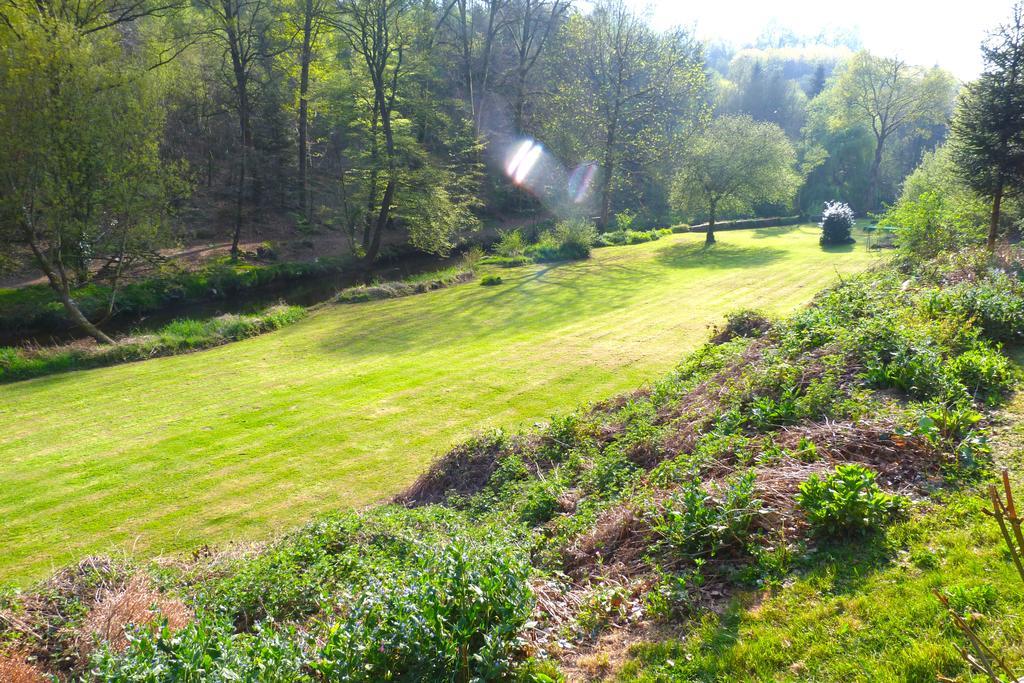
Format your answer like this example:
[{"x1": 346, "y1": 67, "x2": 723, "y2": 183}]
[
  {"x1": 749, "y1": 224, "x2": 810, "y2": 239},
  {"x1": 820, "y1": 241, "x2": 858, "y2": 254},
  {"x1": 655, "y1": 241, "x2": 788, "y2": 270},
  {"x1": 313, "y1": 256, "x2": 666, "y2": 359}
]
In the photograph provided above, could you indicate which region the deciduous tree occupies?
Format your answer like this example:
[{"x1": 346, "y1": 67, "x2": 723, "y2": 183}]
[
  {"x1": 826, "y1": 51, "x2": 955, "y2": 212},
  {"x1": 672, "y1": 115, "x2": 799, "y2": 245}
]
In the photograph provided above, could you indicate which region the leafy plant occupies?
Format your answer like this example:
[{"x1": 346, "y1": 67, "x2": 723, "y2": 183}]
[
  {"x1": 481, "y1": 274, "x2": 503, "y2": 286},
  {"x1": 648, "y1": 472, "x2": 760, "y2": 558},
  {"x1": 494, "y1": 229, "x2": 527, "y2": 258},
  {"x1": 796, "y1": 464, "x2": 905, "y2": 537}
]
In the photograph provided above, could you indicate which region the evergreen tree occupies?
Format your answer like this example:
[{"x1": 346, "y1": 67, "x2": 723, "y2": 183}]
[{"x1": 951, "y1": 3, "x2": 1024, "y2": 249}]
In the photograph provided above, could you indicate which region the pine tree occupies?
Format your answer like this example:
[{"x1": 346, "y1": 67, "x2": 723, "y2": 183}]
[{"x1": 951, "y1": 3, "x2": 1024, "y2": 249}]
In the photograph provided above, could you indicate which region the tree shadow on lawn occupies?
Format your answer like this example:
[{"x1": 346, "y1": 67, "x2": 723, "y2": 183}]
[
  {"x1": 749, "y1": 224, "x2": 811, "y2": 239},
  {"x1": 820, "y1": 240, "x2": 858, "y2": 254},
  {"x1": 655, "y1": 241, "x2": 788, "y2": 270},
  {"x1": 314, "y1": 258, "x2": 667, "y2": 359}
]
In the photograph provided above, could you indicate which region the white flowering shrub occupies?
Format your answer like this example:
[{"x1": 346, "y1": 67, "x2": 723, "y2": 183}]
[{"x1": 820, "y1": 201, "x2": 856, "y2": 246}]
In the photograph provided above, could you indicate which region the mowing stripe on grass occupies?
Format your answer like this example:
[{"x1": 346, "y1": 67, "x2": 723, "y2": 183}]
[{"x1": 0, "y1": 226, "x2": 881, "y2": 584}]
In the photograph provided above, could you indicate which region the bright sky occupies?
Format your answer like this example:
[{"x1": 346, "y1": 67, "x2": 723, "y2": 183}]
[{"x1": 626, "y1": 0, "x2": 1011, "y2": 80}]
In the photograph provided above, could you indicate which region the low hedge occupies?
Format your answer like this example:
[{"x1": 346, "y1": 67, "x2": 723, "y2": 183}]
[
  {"x1": 684, "y1": 216, "x2": 804, "y2": 233},
  {"x1": 336, "y1": 269, "x2": 474, "y2": 303}
]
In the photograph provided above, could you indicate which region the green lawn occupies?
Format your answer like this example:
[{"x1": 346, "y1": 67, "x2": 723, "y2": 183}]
[{"x1": 0, "y1": 226, "x2": 879, "y2": 584}]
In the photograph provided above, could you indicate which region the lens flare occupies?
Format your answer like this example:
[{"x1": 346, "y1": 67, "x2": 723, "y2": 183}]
[
  {"x1": 567, "y1": 162, "x2": 598, "y2": 204},
  {"x1": 499, "y1": 137, "x2": 599, "y2": 218},
  {"x1": 506, "y1": 139, "x2": 544, "y2": 185}
]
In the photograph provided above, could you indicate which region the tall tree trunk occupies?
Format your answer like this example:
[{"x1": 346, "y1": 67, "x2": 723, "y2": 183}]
[
  {"x1": 599, "y1": 109, "x2": 619, "y2": 230},
  {"x1": 298, "y1": 0, "x2": 314, "y2": 221},
  {"x1": 226, "y1": 8, "x2": 250, "y2": 262},
  {"x1": 513, "y1": 66, "x2": 527, "y2": 132},
  {"x1": 988, "y1": 183, "x2": 1004, "y2": 251},
  {"x1": 705, "y1": 202, "x2": 716, "y2": 246},
  {"x1": 231, "y1": 142, "x2": 246, "y2": 260},
  {"x1": 365, "y1": 178, "x2": 395, "y2": 264},
  {"x1": 867, "y1": 138, "x2": 884, "y2": 212},
  {"x1": 457, "y1": 0, "x2": 475, "y2": 124}
]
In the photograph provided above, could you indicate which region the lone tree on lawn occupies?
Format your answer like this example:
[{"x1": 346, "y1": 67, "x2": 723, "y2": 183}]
[
  {"x1": 951, "y1": 2, "x2": 1024, "y2": 250},
  {"x1": 672, "y1": 115, "x2": 799, "y2": 245}
]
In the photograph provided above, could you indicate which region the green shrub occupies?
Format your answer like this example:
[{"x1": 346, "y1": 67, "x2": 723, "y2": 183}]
[
  {"x1": 796, "y1": 464, "x2": 905, "y2": 537},
  {"x1": 648, "y1": 472, "x2": 760, "y2": 558},
  {"x1": 481, "y1": 274, "x2": 503, "y2": 286},
  {"x1": 615, "y1": 210, "x2": 635, "y2": 232},
  {"x1": 594, "y1": 228, "x2": 669, "y2": 248},
  {"x1": 337, "y1": 269, "x2": 471, "y2": 303},
  {"x1": 819, "y1": 201, "x2": 856, "y2": 246},
  {"x1": 927, "y1": 274, "x2": 1024, "y2": 343},
  {"x1": 494, "y1": 229, "x2": 527, "y2": 258},
  {"x1": 93, "y1": 614, "x2": 311, "y2": 681},
  {"x1": 530, "y1": 218, "x2": 597, "y2": 262},
  {"x1": 946, "y1": 345, "x2": 1018, "y2": 404},
  {"x1": 312, "y1": 540, "x2": 532, "y2": 682},
  {"x1": 461, "y1": 245, "x2": 485, "y2": 272}
]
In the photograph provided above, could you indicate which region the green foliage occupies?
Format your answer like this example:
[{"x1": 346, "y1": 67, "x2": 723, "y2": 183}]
[
  {"x1": 495, "y1": 229, "x2": 528, "y2": 258},
  {"x1": 336, "y1": 269, "x2": 473, "y2": 303},
  {"x1": 0, "y1": 257, "x2": 352, "y2": 336},
  {"x1": 819, "y1": 201, "x2": 855, "y2": 246},
  {"x1": 647, "y1": 472, "x2": 760, "y2": 558},
  {"x1": 881, "y1": 146, "x2": 989, "y2": 260},
  {"x1": 949, "y1": 8, "x2": 1024, "y2": 241},
  {"x1": 530, "y1": 219, "x2": 598, "y2": 262},
  {"x1": 594, "y1": 228, "x2": 672, "y2": 247},
  {"x1": 312, "y1": 540, "x2": 532, "y2": 682},
  {"x1": 926, "y1": 272, "x2": 1024, "y2": 343},
  {"x1": 93, "y1": 615, "x2": 311, "y2": 681},
  {"x1": 480, "y1": 274, "x2": 504, "y2": 286},
  {"x1": 94, "y1": 508, "x2": 533, "y2": 681},
  {"x1": 645, "y1": 563, "x2": 706, "y2": 620},
  {"x1": 796, "y1": 464, "x2": 905, "y2": 537},
  {"x1": 672, "y1": 115, "x2": 800, "y2": 232},
  {"x1": 615, "y1": 211, "x2": 636, "y2": 232},
  {"x1": 942, "y1": 582, "x2": 998, "y2": 616}
]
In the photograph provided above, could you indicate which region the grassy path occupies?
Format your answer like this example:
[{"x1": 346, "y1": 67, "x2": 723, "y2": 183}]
[{"x1": 0, "y1": 226, "x2": 879, "y2": 584}]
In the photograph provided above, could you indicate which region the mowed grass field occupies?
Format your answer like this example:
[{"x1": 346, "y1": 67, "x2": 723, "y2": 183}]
[{"x1": 0, "y1": 226, "x2": 880, "y2": 584}]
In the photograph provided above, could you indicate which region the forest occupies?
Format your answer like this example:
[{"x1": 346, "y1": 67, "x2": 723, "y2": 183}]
[{"x1": 1, "y1": 0, "x2": 985, "y2": 345}]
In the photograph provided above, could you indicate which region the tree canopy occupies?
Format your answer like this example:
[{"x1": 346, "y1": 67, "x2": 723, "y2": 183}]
[{"x1": 671, "y1": 115, "x2": 799, "y2": 244}]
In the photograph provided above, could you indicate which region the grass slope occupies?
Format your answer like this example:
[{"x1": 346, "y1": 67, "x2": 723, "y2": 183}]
[
  {"x1": 0, "y1": 226, "x2": 877, "y2": 584},
  {"x1": 620, "y1": 389, "x2": 1024, "y2": 683}
]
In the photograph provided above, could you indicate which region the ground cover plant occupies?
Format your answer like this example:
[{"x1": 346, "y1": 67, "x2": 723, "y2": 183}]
[
  {"x1": 0, "y1": 226, "x2": 876, "y2": 584},
  {"x1": 334, "y1": 266, "x2": 475, "y2": 303},
  {"x1": 483, "y1": 219, "x2": 599, "y2": 266},
  {"x1": 1, "y1": 240, "x2": 1021, "y2": 681}
]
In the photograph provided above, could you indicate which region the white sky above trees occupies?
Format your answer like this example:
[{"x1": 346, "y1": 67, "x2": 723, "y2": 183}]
[{"x1": 625, "y1": 0, "x2": 1011, "y2": 80}]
